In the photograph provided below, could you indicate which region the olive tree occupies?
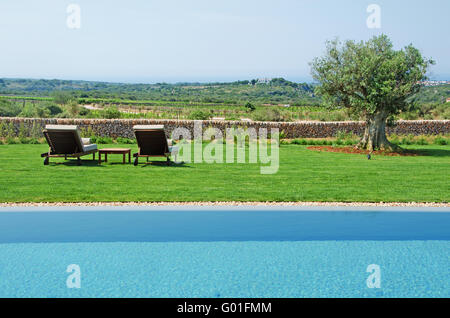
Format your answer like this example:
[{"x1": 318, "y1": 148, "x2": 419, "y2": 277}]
[{"x1": 310, "y1": 35, "x2": 433, "y2": 151}]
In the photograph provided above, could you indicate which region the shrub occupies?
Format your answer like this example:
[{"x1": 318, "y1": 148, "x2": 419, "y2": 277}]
[
  {"x1": 188, "y1": 110, "x2": 211, "y2": 120},
  {"x1": 102, "y1": 106, "x2": 121, "y2": 119},
  {"x1": 344, "y1": 139, "x2": 355, "y2": 145},
  {"x1": 6, "y1": 137, "x2": 18, "y2": 144},
  {"x1": 45, "y1": 103, "x2": 63, "y2": 116},
  {"x1": 0, "y1": 100, "x2": 21, "y2": 117},
  {"x1": 116, "y1": 137, "x2": 135, "y2": 144},
  {"x1": 416, "y1": 137, "x2": 428, "y2": 145},
  {"x1": 244, "y1": 102, "x2": 256, "y2": 112},
  {"x1": 400, "y1": 134, "x2": 414, "y2": 145},
  {"x1": 96, "y1": 136, "x2": 113, "y2": 144},
  {"x1": 434, "y1": 136, "x2": 448, "y2": 145},
  {"x1": 251, "y1": 108, "x2": 283, "y2": 122}
]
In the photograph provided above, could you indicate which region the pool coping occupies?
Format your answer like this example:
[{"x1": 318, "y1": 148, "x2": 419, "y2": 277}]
[
  {"x1": 0, "y1": 201, "x2": 448, "y2": 207},
  {"x1": 0, "y1": 202, "x2": 449, "y2": 212}
]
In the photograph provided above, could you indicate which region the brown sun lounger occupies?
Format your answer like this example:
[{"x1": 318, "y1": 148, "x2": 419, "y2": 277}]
[
  {"x1": 41, "y1": 125, "x2": 98, "y2": 165},
  {"x1": 132, "y1": 125, "x2": 179, "y2": 166}
]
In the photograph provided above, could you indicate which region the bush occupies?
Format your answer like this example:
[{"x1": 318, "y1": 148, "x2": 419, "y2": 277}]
[
  {"x1": 344, "y1": 139, "x2": 355, "y2": 145},
  {"x1": 434, "y1": 136, "x2": 448, "y2": 145},
  {"x1": 188, "y1": 110, "x2": 211, "y2": 120},
  {"x1": 251, "y1": 108, "x2": 283, "y2": 122},
  {"x1": 78, "y1": 107, "x2": 91, "y2": 117},
  {"x1": 96, "y1": 136, "x2": 113, "y2": 144},
  {"x1": 0, "y1": 100, "x2": 21, "y2": 117},
  {"x1": 416, "y1": 137, "x2": 428, "y2": 145},
  {"x1": 116, "y1": 137, "x2": 135, "y2": 144},
  {"x1": 244, "y1": 102, "x2": 256, "y2": 112},
  {"x1": 6, "y1": 137, "x2": 18, "y2": 144},
  {"x1": 102, "y1": 106, "x2": 121, "y2": 119},
  {"x1": 400, "y1": 134, "x2": 414, "y2": 145}
]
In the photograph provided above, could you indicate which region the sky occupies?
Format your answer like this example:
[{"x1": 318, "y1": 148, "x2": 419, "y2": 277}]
[{"x1": 0, "y1": 0, "x2": 449, "y2": 83}]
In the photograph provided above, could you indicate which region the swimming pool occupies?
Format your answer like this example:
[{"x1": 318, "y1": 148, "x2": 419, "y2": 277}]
[{"x1": 0, "y1": 207, "x2": 448, "y2": 298}]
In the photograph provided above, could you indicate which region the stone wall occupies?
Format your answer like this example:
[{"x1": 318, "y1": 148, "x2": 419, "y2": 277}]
[{"x1": 0, "y1": 117, "x2": 449, "y2": 139}]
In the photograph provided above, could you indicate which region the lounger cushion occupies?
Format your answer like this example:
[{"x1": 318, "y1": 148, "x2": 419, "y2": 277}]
[
  {"x1": 83, "y1": 144, "x2": 98, "y2": 152},
  {"x1": 45, "y1": 125, "x2": 84, "y2": 153},
  {"x1": 133, "y1": 125, "x2": 165, "y2": 130},
  {"x1": 45, "y1": 125, "x2": 78, "y2": 131},
  {"x1": 81, "y1": 138, "x2": 91, "y2": 145}
]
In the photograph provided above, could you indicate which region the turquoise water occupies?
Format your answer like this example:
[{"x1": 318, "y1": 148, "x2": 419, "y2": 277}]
[
  {"x1": 0, "y1": 241, "x2": 448, "y2": 298},
  {"x1": 0, "y1": 209, "x2": 449, "y2": 298}
]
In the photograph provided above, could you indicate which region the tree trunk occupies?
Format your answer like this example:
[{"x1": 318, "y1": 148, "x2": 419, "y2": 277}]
[{"x1": 356, "y1": 111, "x2": 401, "y2": 152}]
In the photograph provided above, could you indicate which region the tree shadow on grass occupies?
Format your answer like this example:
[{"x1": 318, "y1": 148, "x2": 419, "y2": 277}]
[
  {"x1": 139, "y1": 161, "x2": 191, "y2": 168},
  {"x1": 416, "y1": 148, "x2": 450, "y2": 157}
]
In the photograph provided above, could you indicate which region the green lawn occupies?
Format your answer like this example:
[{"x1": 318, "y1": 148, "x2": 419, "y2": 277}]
[{"x1": 0, "y1": 144, "x2": 448, "y2": 203}]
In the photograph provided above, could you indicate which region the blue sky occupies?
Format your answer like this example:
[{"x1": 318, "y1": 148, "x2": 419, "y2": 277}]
[{"x1": 1, "y1": 0, "x2": 449, "y2": 83}]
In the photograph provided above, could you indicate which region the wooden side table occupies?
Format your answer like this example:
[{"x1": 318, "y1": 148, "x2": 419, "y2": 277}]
[{"x1": 98, "y1": 148, "x2": 131, "y2": 164}]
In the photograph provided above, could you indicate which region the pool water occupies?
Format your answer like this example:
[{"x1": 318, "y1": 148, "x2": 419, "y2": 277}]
[{"x1": 0, "y1": 208, "x2": 448, "y2": 298}]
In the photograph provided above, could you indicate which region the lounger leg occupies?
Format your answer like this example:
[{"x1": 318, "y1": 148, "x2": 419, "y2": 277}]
[
  {"x1": 166, "y1": 157, "x2": 171, "y2": 166},
  {"x1": 77, "y1": 157, "x2": 81, "y2": 166},
  {"x1": 134, "y1": 157, "x2": 138, "y2": 166},
  {"x1": 44, "y1": 157, "x2": 49, "y2": 165},
  {"x1": 93, "y1": 153, "x2": 95, "y2": 160}
]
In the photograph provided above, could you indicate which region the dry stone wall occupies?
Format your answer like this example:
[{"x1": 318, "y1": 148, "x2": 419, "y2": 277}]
[{"x1": 0, "y1": 117, "x2": 448, "y2": 139}]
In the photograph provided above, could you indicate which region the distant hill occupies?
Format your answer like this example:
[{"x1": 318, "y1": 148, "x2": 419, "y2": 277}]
[
  {"x1": 0, "y1": 78, "x2": 319, "y2": 106},
  {"x1": 0, "y1": 77, "x2": 448, "y2": 106}
]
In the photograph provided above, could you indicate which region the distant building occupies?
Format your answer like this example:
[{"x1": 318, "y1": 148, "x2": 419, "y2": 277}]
[
  {"x1": 257, "y1": 78, "x2": 272, "y2": 84},
  {"x1": 418, "y1": 80, "x2": 450, "y2": 87},
  {"x1": 446, "y1": 98, "x2": 450, "y2": 103}
]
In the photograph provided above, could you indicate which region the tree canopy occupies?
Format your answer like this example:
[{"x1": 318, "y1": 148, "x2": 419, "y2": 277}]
[{"x1": 310, "y1": 34, "x2": 434, "y2": 151}]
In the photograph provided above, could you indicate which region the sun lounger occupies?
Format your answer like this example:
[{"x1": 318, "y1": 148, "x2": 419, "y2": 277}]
[
  {"x1": 41, "y1": 125, "x2": 98, "y2": 165},
  {"x1": 132, "y1": 125, "x2": 179, "y2": 166}
]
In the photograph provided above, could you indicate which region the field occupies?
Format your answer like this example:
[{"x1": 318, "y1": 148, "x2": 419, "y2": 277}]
[
  {"x1": 0, "y1": 144, "x2": 448, "y2": 203},
  {"x1": 1, "y1": 78, "x2": 449, "y2": 121}
]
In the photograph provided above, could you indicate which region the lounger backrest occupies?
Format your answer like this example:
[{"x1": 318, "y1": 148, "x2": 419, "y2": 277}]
[
  {"x1": 43, "y1": 125, "x2": 84, "y2": 154},
  {"x1": 133, "y1": 125, "x2": 169, "y2": 156}
]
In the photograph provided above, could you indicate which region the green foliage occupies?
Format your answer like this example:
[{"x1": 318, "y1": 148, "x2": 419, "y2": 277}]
[
  {"x1": 311, "y1": 35, "x2": 433, "y2": 119},
  {"x1": 434, "y1": 136, "x2": 448, "y2": 145},
  {"x1": 0, "y1": 100, "x2": 21, "y2": 117},
  {"x1": 188, "y1": 110, "x2": 211, "y2": 120},
  {"x1": 251, "y1": 108, "x2": 283, "y2": 122},
  {"x1": 91, "y1": 136, "x2": 114, "y2": 144},
  {"x1": 67, "y1": 100, "x2": 81, "y2": 117},
  {"x1": 116, "y1": 137, "x2": 136, "y2": 144},
  {"x1": 51, "y1": 91, "x2": 73, "y2": 105},
  {"x1": 244, "y1": 102, "x2": 256, "y2": 111},
  {"x1": 102, "y1": 105, "x2": 121, "y2": 119}
]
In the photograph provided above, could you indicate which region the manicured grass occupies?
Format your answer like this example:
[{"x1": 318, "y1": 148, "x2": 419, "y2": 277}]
[{"x1": 0, "y1": 144, "x2": 448, "y2": 203}]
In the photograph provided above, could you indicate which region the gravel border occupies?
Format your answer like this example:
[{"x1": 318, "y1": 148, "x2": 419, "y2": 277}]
[{"x1": 0, "y1": 201, "x2": 448, "y2": 208}]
